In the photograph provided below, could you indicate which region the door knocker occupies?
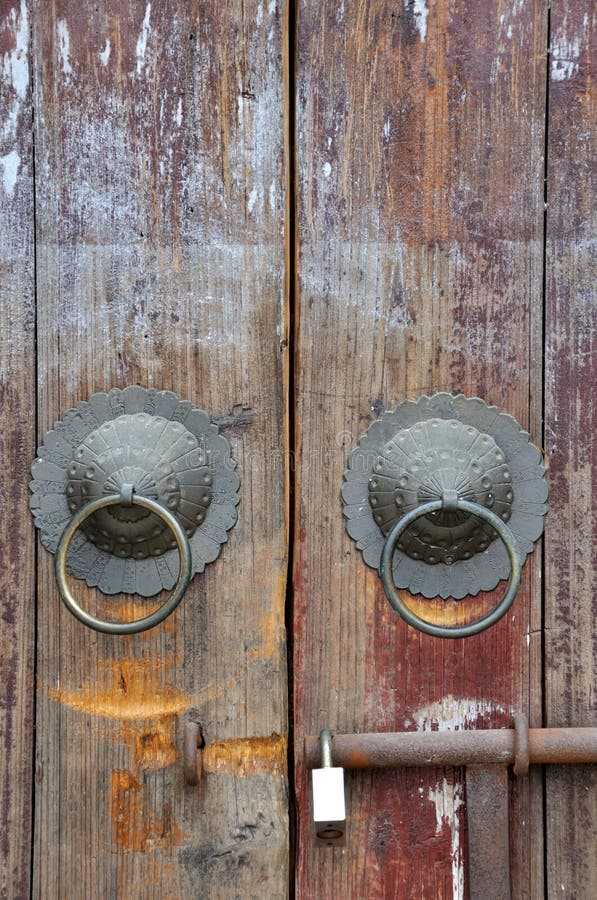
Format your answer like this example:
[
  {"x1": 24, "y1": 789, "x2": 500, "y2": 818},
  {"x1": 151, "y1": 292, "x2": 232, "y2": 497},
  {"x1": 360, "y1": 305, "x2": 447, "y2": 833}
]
[
  {"x1": 342, "y1": 393, "x2": 548, "y2": 638},
  {"x1": 31, "y1": 386, "x2": 240, "y2": 634}
]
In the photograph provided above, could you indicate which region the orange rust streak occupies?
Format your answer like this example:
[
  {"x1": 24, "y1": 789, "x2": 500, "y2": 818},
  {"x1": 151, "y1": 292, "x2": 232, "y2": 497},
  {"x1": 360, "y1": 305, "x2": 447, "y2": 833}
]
[
  {"x1": 111, "y1": 769, "x2": 184, "y2": 853},
  {"x1": 111, "y1": 769, "x2": 142, "y2": 851},
  {"x1": 135, "y1": 727, "x2": 179, "y2": 771},
  {"x1": 202, "y1": 734, "x2": 287, "y2": 778},
  {"x1": 246, "y1": 600, "x2": 285, "y2": 661},
  {"x1": 46, "y1": 657, "x2": 191, "y2": 720},
  {"x1": 404, "y1": 592, "x2": 499, "y2": 626},
  {"x1": 98, "y1": 595, "x2": 179, "y2": 635}
]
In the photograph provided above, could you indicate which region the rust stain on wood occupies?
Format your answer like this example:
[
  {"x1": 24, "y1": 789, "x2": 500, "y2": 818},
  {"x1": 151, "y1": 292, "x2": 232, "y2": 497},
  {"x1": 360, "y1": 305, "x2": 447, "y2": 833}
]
[
  {"x1": 134, "y1": 726, "x2": 179, "y2": 772},
  {"x1": 404, "y1": 593, "x2": 503, "y2": 626},
  {"x1": 111, "y1": 769, "x2": 183, "y2": 853},
  {"x1": 247, "y1": 599, "x2": 287, "y2": 661},
  {"x1": 98, "y1": 595, "x2": 181, "y2": 636},
  {"x1": 202, "y1": 734, "x2": 287, "y2": 778},
  {"x1": 45, "y1": 658, "x2": 191, "y2": 720}
]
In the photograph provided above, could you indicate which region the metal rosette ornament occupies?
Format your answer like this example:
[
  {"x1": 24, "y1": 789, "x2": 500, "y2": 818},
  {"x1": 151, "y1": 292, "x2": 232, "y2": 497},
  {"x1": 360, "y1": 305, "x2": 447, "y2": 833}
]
[
  {"x1": 342, "y1": 393, "x2": 548, "y2": 604},
  {"x1": 31, "y1": 386, "x2": 239, "y2": 599}
]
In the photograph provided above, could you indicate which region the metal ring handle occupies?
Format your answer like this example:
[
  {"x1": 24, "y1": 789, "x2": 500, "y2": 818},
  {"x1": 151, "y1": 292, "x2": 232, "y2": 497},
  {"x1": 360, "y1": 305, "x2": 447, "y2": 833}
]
[
  {"x1": 379, "y1": 498, "x2": 522, "y2": 639},
  {"x1": 55, "y1": 493, "x2": 193, "y2": 635}
]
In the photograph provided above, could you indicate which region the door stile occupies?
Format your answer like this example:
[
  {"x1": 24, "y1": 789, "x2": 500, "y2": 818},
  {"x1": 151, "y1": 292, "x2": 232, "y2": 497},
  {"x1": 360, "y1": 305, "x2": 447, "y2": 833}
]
[
  {"x1": 0, "y1": 2, "x2": 36, "y2": 897},
  {"x1": 544, "y1": 1, "x2": 597, "y2": 896},
  {"x1": 30, "y1": 2, "x2": 290, "y2": 895},
  {"x1": 293, "y1": 2, "x2": 548, "y2": 896}
]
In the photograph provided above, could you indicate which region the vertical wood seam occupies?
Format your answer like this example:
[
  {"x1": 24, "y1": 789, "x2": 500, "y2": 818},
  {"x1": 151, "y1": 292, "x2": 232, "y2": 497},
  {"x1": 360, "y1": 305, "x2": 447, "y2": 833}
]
[
  {"x1": 29, "y1": 1, "x2": 39, "y2": 892},
  {"x1": 286, "y1": 1, "x2": 298, "y2": 895},
  {"x1": 540, "y1": 7, "x2": 552, "y2": 898}
]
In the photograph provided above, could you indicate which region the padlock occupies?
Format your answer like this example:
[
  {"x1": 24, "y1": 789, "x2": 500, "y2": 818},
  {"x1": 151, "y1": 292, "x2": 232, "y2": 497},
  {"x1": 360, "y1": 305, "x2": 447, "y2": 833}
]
[{"x1": 312, "y1": 728, "x2": 346, "y2": 847}]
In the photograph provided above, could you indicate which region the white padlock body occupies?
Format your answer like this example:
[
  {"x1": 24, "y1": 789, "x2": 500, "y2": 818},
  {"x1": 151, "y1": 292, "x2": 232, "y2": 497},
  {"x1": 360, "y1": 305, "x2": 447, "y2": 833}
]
[{"x1": 312, "y1": 766, "x2": 346, "y2": 823}]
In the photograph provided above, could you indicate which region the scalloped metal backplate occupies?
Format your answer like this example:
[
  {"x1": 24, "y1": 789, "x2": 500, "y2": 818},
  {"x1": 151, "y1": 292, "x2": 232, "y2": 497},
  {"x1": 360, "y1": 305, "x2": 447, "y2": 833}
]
[
  {"x1": 342, "y1": 393, "x2": 548, "y2": 600},
  {"x1": 31, "y1": 386, "x2": 240, "y2": 597}
]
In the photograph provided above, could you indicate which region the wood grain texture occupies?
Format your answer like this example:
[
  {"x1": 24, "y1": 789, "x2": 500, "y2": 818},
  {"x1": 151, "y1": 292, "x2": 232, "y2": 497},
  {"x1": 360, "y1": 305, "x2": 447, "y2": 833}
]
[
  {"x1": 0, "y1": 3, "x2": 35, "y2": 898},
  {"x1": 293, "y1": 2, "x2": 547, "y2": 897},
  {"x1": 31, "y1": 2, "x2": 289, "y2": 896},
  {"x1": 544, "y1": 2, "x2": 596, "y2": 897}
]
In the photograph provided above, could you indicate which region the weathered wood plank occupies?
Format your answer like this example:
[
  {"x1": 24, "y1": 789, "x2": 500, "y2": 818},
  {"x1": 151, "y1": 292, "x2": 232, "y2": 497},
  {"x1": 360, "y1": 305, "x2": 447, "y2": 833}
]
[
  {"x1": 544, "y1": 3, "x2": 596, "y2": 897},
  {"x1": 293, "y1": 2, "x2": 546, "y2": 896},
  {"x1": 0, "y1": 2, "x2": 35, "y2": 898},
  {"x1": 31, "y1": 2, "x2": 289, "y2": 896}
]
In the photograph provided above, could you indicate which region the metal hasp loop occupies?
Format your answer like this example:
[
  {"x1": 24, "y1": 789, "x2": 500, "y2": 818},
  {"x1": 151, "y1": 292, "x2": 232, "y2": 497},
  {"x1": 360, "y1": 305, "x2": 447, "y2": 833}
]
[
  {"x1": 183, "y1": 721, "x2": 204, "y2": 785},
  {"x1": 320, "y1": 727, "x2": 333, "y2": 767},
  {"x1": 55, "y1": 493, "x2": 192, "y2": 634},
  {"x1": 313, "y1": 728, "x2": 347, "y2": 845},
  {"x1": 380, "y1": 497, "x2": 522, "y2": 638},
  {"x1": 342, "y1": 393, "x2": 548, "y2": 638}
]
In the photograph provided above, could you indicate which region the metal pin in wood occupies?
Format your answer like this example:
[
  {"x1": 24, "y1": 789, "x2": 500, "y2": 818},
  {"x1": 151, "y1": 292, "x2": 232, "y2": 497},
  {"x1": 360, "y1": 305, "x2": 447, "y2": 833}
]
[{"x1": 312, "y1": 728, "x2": 346, "y2": 847}]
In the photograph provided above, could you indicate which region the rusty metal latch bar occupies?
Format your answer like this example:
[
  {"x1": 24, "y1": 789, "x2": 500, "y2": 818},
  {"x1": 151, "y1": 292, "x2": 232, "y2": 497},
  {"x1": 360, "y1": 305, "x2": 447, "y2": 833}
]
[
  {"x1": 305, "y1": 717, "x2": 597, "y2": 900},
  {"x1": 304, "y1": 718, "x2": 597, "y2": 770}
]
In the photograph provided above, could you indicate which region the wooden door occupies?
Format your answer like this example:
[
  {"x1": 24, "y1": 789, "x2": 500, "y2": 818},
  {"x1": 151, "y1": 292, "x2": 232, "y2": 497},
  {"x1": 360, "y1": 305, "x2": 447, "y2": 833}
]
[
  {"x1": 2, "y1": 2, "x2": 290, "y2": 897},
  {"x1": 1, "y1": 2, "x2": 594, "y2": 898},
  {"x1": 293, "y1": 1, "x2": 595, "y2": 898}
]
